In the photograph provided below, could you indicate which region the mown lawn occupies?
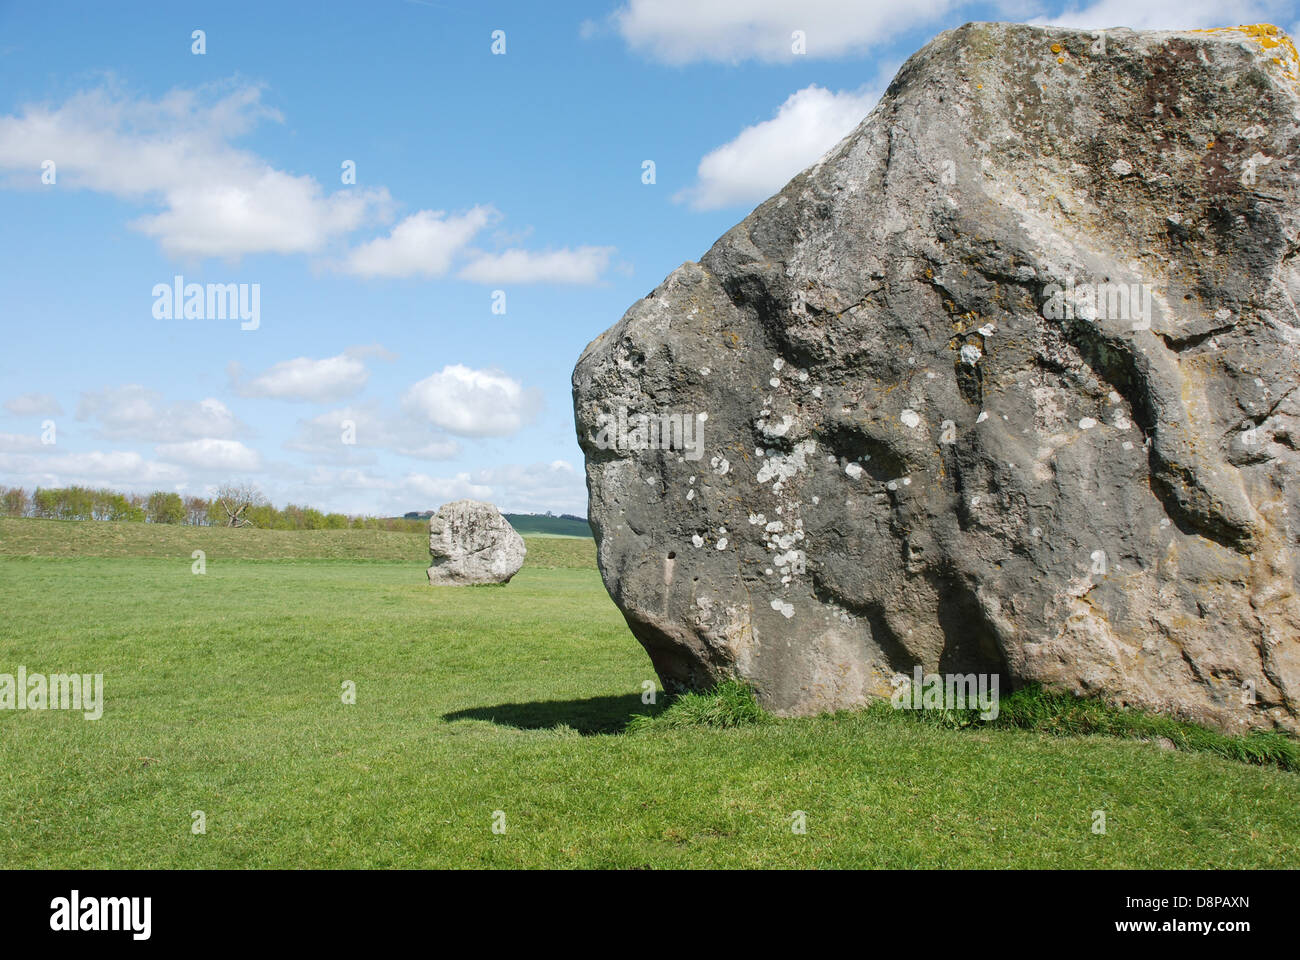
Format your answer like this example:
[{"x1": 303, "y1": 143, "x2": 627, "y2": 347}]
[{"x1": 0, "y1": 520, "x2": 1296, "y2": 868}]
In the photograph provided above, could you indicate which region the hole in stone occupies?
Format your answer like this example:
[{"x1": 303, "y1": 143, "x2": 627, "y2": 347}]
[{"x1": 667, "y1": 551, "x2": 676, "y2": 560}]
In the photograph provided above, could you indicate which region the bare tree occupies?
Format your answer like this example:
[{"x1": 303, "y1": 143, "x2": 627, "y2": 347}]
[{"x1": 214, "y1": 482, "x2": 267, "y2": 528}]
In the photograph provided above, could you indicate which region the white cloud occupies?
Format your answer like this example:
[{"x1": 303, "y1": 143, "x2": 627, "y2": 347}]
[
  {"x1": 124, "y1": 458, "x2": 588, "y2": 519},
  {"x1": 458, "y1": 246, "x2": 616, "y2": 285},
  {"x1": 608, "y1": 1, "x2": 1289, "y2": 62},
  {"x1": 468, "y1": 460, "x2": 586, "y2": 515},
  {"x1": 0, "y1": 83, "x2": 606, "y2": 275},
  {"x1": 154, "y1": 438, "x2": 262, "y2": 472},
  {"x1": 0, "y1": 450, "x2": 186, "y2": 488},
  {"x1": 0, "y1": 432, "x2": 45, "y2": 453},
  {"x1": 0, "y1": 84, "x2": 391, "y2": 259},
  {"x1": 398, "y1": 461, "x2": 585, "y2": 515},
  {"x1": 76, "y1": 387, "x2": 242, "y2": 442},
  {"x1": 233, "y1": 348, "x2": 381, "y2": 402},
  {"x1": 677, "y1": 85, "x2": 880, "y2": 210},
  {"x1": 286, "y1": 402, "x2": 461, "y2": 462},
  {"x1": 402, "y1": 365, "x2": 539, "y2": 438},
  {"x1": 342, "y1": 207, "x2": 497, "y2": 278},
  {"x1": 1032, "y1": 0, "x2": 1282, "y2": 29},
  {"x1": 4, "y1": 392, "x2": 63, "y2": 416},
  {"x1": 611, "y1": 0, "x2": 963, "y2": 63},
  {"x1": 402, "y1": 471, "x2": 496, "y2": 503}
]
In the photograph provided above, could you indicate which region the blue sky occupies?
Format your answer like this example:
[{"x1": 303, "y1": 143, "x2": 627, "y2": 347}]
[{"x1": 2, "y1": 0, "x2": 1297, "y2": 517}]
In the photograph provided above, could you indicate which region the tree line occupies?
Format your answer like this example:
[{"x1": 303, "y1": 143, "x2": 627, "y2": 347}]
[{"x1": 0, "y1": 483, "x2": 425, "y2": 533}]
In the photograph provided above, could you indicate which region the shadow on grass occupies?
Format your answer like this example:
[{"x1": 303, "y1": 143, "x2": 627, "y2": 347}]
[{"x1": 443, "y1": 692, "x2": 661, "y2": 736}]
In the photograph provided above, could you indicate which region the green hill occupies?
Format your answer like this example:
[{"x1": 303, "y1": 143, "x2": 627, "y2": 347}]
[{"x1": 502, "y1": 514, "x2": 592, "y2": 538}]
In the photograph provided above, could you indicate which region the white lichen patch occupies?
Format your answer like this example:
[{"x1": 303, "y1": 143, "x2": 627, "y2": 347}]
[
  {"x1": 755, "y1": 439, "x2": 816, "y2": 487},
  {"x1": 757, "y1": 414, "x2": 794, "y2": 439}
]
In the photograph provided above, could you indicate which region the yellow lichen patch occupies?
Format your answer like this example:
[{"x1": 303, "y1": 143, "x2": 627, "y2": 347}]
[
  {"x1": 1051, "y1": 42, "x2": 1062, "y2": 54},
  {"x1": 1190, "y1": 24, "x2": 1300, "y2": 85}
]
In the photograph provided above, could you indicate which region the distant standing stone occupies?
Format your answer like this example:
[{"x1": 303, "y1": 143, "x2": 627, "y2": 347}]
[{"x1": 426, "y1": 500, "x2": 525, "y2": 585}]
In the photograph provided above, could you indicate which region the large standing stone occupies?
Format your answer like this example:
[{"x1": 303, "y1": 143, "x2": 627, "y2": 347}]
[
  {"x1": 573, "y1": 23, "x2": 1300, "y2": 733},
  {"x1": 426, "y1": 500, "x2": 525, "y2": 585}
]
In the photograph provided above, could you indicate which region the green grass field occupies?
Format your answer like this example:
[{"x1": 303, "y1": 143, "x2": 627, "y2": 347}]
[{"x1": 0, "y1": 518, "x2": 1296, "y2": 868}]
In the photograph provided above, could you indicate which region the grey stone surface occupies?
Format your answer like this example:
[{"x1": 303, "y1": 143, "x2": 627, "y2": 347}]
[
  {"x1": 573, "y1": 22, "x2": 1300, "y2": 733},
  {"x1": 426, "y1": 499, "x2": 525, "y2": 585}
]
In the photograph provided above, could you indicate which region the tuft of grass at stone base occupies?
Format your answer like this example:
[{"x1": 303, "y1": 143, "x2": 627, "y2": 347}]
[
  {"x1": 860, "y1": 685, "x2": 1298, "y2": 772},
  {"x1": 634, "y1": 676, "x2": 1297, "y2": 773},
  {"x1": 627, "y1": 679, "x2": 770, "y2": 731}
]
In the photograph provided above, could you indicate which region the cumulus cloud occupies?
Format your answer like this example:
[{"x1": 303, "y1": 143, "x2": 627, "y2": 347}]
[
  {"x1": 341, "y1": 207, "x2": 497, "y2": 278},
  {"x1": 677, "y1": 84, "x2": 880, "y2": 210},
  {"x1": 606, "y1": 0, "x2": 1282, "y2": 62},
  {"x1": 458, "y1": 246, "x2": 616, "y2": 285},
  {"x1": 232, "y1": 347, "x2": 388, "y2": 403},
  {"x1": 76, "y1": 387, "x2": 243, "y2": 442},
  {"x1": 285, "y1": 402, "x2": 461, "y2": 462},
  {"x1": 397, "y1": 461, "x2": 584, "y2": 515},
  {"x1": 402, "y1": 365, "x2": 539, "y2": 438},
  {"x1": 1032, "y1": 0, "x2": 1283, "y2": 29},
  {"x1": 610, "y1": 0, "x2": 963, "y2": 63},
  {"x1": 154, "y1": 438, "x2": 262, "y2": 471},
  {"x1": 275, "y1": 441, "x2": 586, "y2": 516},
  {"x1": 402, "y1": 471, "x2": 496, "y2": 503},
  {"x1": 0, "y1": 84, "x2": 391, "y2": 258},
  {"x1": 0, "y1": 83, "x2": 610, "y2": 275},
  {"x1": 0, "y1": 449, "x2": 186, "y2": 488},
  {"x1": 0, "y1": 432, "x2": 46, "y2": 453},
  {"x1": 4, "y1": 393, "x2": 63, "y2": 417},
  {"x1": 467, "y1": 460, "x2": 586, "y2": 515}
]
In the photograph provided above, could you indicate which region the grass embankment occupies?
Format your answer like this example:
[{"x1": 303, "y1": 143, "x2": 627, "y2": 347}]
[{"x1": 0, "y1": 517, "x2": 594, "y2": 567}]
